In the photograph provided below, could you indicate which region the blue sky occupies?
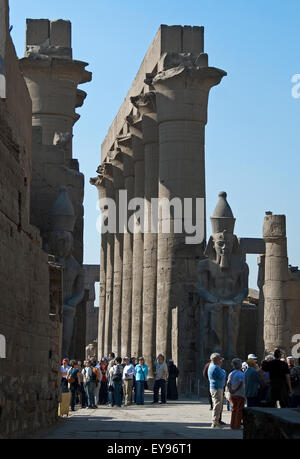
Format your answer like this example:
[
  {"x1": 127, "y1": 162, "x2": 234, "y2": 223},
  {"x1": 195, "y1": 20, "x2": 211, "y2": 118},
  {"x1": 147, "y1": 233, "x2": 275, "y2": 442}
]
[{"x1": 9, "y1": 0, "x2": 300, "y2": 289}]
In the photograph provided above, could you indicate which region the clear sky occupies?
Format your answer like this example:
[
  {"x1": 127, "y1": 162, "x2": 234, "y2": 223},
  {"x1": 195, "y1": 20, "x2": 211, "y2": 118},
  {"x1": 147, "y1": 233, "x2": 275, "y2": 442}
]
[{"x1": 9, "y1": 0, "x2": 300, "y2": 290}]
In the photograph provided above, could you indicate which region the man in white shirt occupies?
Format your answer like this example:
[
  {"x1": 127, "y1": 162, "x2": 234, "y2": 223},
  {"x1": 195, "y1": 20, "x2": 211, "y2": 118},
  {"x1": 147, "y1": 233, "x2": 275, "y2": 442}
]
[{"x1": 122, "y1": 357, "x2": 135, "y2": 406}]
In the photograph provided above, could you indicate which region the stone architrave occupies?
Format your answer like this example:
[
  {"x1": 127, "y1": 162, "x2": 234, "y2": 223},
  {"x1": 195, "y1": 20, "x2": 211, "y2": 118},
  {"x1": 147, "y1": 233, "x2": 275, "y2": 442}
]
[
  {"x1": 117, "y1": 133, "x2": 134, "y2": 357},
  {"x1": 152, "y1": 53, "x2": 226, "y2": 374},
  {"x1": 107, "y1": 149, "x2": 124, "y2": 356},
  {"x1": 90, "y1": 175, "x2": 107, "y2": 360},
  {"x1": 198, "y1": 192, "x2": 249, "y2": 360},
  {"x1": 49, "y1": 186, "x2": 84, "y2": 358}
]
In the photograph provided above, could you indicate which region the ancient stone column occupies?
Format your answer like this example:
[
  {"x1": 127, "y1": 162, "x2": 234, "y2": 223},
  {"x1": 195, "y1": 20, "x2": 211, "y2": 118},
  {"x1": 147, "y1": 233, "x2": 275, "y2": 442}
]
[
  {"x1": 117, "y1": 134, "x2": 134, "y2": 357},
  {"x1": 256, "y1": 254, "x2": 265, "y2": 359},
  {"x1": 263, "y1": 213, "x2": 290, "y2": 355},
  {"x1": 131, "y1": 91, "x2": 158, "y2": 378},
  {"x1": 20, "y1": 19, "x2": 92, "y2": 160},
  {"x1": 107, "y1": 149, "x2": 124, "y2": 356},
  {"x1": 97, "y1": 163, "x2": 115, "y2": 356},
  {"x1": 90, "y1": 175, "x2": 107, "y2": 359},
  {"x1": 152, "y1": 53, "x2": 226, "y2": 378},
  {"x1": 126, "y1": 109, "x2": 145, "y2": 358}
]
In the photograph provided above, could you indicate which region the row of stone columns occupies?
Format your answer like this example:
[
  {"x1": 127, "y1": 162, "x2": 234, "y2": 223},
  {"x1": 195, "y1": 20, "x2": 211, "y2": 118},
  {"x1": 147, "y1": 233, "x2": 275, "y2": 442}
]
[{"x1": 92, "y1": 52, "x2": 226, "y2": 381}]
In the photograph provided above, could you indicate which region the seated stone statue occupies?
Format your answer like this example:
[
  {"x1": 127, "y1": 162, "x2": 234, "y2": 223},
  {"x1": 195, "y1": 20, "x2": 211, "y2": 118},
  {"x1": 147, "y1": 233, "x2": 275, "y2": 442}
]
[
  {"x1": 198, "y1": 192, "x2": 248, "y2": 359},
  {"x1": 48, "y1": 187, "x2": 84, "y2": 358}
]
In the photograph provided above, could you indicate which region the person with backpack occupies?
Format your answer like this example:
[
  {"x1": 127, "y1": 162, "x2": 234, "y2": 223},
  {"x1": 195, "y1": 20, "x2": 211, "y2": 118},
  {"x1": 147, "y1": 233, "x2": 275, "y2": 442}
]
[
  {"x1": 135, "y1": 357, "x2": 148, "y2": 405},
  {"x1": 82, "y1": 360, "x2": 97, "y2": 409},
  {"x1": 67, "y1": 360, "x2": 79, "y2": 411},
  {"x1": 111, "y1": 357, "x2": 124, "y2": 407}
]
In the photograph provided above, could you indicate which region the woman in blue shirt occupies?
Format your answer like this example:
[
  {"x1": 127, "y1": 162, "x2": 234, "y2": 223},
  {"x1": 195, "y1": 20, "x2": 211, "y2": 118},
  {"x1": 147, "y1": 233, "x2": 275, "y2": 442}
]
[{"x1": 135, "y1": 357, "x2": 148, "y2": 405}]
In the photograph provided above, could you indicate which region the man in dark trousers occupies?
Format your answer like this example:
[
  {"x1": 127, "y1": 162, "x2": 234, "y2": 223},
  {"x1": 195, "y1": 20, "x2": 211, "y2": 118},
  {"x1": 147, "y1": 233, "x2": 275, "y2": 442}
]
[{"x1": 265, "y1": 349, "x2": 292, "y2": 408}]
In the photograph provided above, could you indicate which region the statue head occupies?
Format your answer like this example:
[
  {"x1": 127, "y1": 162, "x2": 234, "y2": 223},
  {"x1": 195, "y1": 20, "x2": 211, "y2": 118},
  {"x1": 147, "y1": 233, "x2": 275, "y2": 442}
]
[
  {"x1": 212, "y1": 230, "x2": 238, "y2": 269},
  {"x1": 49, "y1": 230, "x2": 73, "y2": 259},
  {"x1": 205, "y1": 192, "x2": 241, "y2": 268}
]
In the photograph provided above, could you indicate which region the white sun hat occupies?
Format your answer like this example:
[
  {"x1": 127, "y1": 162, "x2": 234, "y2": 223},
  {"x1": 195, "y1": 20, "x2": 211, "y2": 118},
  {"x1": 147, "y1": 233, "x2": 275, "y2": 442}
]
[{"x1": 248, "y1": 353, "x2": 257, "y2": 360}]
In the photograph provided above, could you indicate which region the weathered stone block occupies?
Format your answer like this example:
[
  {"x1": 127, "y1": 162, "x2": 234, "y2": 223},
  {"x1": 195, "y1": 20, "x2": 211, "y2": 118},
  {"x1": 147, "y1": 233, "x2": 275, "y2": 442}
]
[
  {"x1": 50, "y1": 20, "x2": 71, "y2": 48},
  {"x1": 26, "y1": 19, "x2": 50, "y2": 46},
  {"x1": 243, "y1": 407, "x2": 300, "y2": 439}
]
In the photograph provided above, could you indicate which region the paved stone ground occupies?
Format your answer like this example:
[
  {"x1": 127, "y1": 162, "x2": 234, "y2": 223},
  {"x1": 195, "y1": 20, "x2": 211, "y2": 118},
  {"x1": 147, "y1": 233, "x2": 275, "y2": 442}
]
[{"x1": 33, "y1": 393, "x2": 243, "y2": 439}]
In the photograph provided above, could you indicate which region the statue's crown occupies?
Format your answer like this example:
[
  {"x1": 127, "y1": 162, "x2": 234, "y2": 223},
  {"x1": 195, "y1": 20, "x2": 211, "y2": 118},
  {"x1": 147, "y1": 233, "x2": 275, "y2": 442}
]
[
  {"x1": 50, "y1": 186, "x2": 76, "y2": 232},
  {"x1": 210, "y1": 191, "x2": 235, "y2": 234}
]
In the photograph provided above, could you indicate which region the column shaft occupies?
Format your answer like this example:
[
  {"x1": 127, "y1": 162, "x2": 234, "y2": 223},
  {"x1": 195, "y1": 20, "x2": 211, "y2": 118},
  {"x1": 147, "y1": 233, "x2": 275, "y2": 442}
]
[{"x1": 142, "y1": 111, "x2": 159, "y2": 380}]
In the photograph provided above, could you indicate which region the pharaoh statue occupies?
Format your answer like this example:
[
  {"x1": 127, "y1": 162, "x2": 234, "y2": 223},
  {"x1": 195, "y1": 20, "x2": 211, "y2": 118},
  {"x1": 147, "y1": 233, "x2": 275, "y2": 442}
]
[
  {"x1": 198, "y1": 192, "x2": 249, "y2": 359},
  {"x1": 48, "y1": 187, "x2": 84, "y2": 358}
]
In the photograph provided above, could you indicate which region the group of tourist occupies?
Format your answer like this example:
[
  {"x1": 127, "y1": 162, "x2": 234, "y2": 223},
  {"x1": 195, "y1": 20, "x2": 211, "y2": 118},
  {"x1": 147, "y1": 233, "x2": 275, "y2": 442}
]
[
  {"x1": 60, "y1": 353, "x2": 179, "y2": 411},
  {"x1": 205, "y1": 349, "x2": 300, "y2": 430}
]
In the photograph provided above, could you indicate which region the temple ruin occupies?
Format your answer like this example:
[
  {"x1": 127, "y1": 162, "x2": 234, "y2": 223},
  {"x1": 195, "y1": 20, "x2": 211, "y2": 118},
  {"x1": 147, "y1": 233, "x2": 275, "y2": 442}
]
[
  {"x1": 91, "y1": 25, "x2": 300, "y2": 394},
  {"x1": 1, "y1": 0, "x2": 300, "y2": 438}
]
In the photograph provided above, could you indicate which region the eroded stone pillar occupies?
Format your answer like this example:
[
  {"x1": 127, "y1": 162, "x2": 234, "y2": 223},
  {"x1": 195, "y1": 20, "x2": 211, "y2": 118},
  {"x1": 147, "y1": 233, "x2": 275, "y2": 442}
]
[
  {"x1": 131, "y1": 91, "x2": 158, "y2": 378},
  {"x1": 90, "y1": 175, "x2": 107, "y2": 359},
  {"x1": 152, "y1": 53, "x2": 226, "y2": 380},
  {"x1": 263, "y1": 213, "x2": 290, "y2": 355},
  {"x1": 20, "y1": 19, "x2": 92, "y2": 161},
  {"x1": 97, "y1": 163, "x2": 115, "y2": 356},
  {"x1": 117, "y1": 134, "x2": 134, "y2": 357},
  {"x1": 108, "y1": 149, "x2": 124, "y2": 356},
  {"x1": 126, "y1": 110, "x2": 145, "y2": 358}
]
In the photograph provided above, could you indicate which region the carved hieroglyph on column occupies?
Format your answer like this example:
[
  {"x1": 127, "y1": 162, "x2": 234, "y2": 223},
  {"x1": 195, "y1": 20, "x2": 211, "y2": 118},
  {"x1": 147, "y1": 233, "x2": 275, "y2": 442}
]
[
  {"x1": 263, "y1": 213, "x2": 290, "y2": 355},
  {"x1": 198, "y1": 192, "x2": 249, "y2": 360},
  {"x1": 49, "y1": 186, "x2": 84, "y2": 358},
  {"x1": 152, "y1": 53, "x2": 226, "y2": 374}
]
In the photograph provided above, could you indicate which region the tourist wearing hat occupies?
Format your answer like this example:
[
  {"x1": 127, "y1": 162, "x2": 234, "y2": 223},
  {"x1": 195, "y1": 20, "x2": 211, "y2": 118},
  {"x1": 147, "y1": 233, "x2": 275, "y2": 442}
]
[{"x1": 167, "y1": 359, "x2": 179, "y2": 400}]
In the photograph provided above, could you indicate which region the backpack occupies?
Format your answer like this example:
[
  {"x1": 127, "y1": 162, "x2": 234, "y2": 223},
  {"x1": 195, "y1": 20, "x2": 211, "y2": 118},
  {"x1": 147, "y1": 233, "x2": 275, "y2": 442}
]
[
  {"x1": 112, "y1": 365, "x2": 123, "y2": 382},
  {"x1": 67, "y1": 368, "x2": 77, "y2": 384},
  {"x1": 91, "y1": 368, "x2": 98, "y2": 383}
]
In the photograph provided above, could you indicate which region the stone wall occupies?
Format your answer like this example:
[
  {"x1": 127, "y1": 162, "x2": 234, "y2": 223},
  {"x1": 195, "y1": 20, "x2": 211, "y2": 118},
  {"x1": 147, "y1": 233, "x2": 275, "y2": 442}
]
[
  {"x1": 243, "y1": 407, "x2": 300, "y2": 439},
  {"x1": 0, "y1": 1, "x2": 62, "y2": 438}
]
